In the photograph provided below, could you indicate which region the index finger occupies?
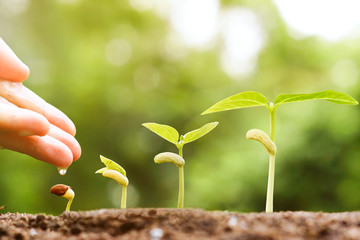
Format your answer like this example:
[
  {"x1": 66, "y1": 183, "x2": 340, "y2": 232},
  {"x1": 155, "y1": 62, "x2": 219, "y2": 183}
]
[{"x1": 0, "y1": 81, "x2": 76, "y2": 136}]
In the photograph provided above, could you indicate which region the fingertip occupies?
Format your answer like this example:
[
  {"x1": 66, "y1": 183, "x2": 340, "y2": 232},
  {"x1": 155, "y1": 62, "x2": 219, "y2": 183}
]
[
  {"x1": 33, "y1": 135, "x2": 74, "y2": 168},
  {"x1": 17, "y1": 63, "x2": 30, "y2": 82},
  {"x1": 51, "y1": 142, "x2": 74, "y2": 169},
  {"x1": 48, "y1": 125, "x2": 81, "y2": 161},
  {"x1": 68, "y1": 120, "x2": 76, "y2": 136},
  {"x1": 0, "y1": 38, "x2": 30, "y2": 82},
  {"x1": 72, "y1": 139, "x2": 81, "y2": 161}
]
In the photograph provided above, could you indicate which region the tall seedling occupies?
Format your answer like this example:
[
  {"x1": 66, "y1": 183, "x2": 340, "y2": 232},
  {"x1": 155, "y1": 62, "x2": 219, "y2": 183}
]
[
  {"x1": 202, "y1": 90, "x2": 358, "y2": 212},
  {"x1": 143, "y1": 122, "x2": 218, "y2": 208}
]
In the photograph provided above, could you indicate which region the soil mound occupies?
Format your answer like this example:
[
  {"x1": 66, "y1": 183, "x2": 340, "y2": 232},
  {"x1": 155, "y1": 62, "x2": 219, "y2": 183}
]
[{"x1": 1, "y1": 208, "x2": 360, "y2": 239}]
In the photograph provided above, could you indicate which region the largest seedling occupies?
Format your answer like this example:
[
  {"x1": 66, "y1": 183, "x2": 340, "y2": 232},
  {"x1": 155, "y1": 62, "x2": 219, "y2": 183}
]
[{"x1": 202, "y1": 90, "x2": 358, "y2": 212}]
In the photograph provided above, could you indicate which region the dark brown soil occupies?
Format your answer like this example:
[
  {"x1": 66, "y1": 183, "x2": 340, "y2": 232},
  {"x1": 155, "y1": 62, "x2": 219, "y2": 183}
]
[{"x1": 1, "y1": 208, "x2": 360, "y2": 240}]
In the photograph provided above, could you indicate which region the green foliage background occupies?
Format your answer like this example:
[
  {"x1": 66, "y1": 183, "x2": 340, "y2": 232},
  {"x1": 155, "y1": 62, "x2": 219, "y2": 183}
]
[{"x1": 1, "y1": 0, "x2": 360, "y2": 214}]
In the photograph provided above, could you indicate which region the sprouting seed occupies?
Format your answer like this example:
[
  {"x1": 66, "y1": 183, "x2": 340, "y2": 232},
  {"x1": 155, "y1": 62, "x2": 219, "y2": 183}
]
[{"x1": 50, "y1": 184, "x2": 75, "y2": 211}]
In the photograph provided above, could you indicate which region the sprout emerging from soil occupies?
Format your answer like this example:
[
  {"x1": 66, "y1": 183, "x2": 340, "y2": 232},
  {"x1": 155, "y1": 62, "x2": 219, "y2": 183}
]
[
  {"x1": 143, "y1": 122, "x2": 218, "y2": 208},
  {"x1": 202, "y1": 90, "x2": 358, "y2": 213},
  {"x1": 95, "y1": 155, "x2": 129, "y2": 209},
  {"x1": 50, "y1": 184, "x2": 75, "y2": 211}
]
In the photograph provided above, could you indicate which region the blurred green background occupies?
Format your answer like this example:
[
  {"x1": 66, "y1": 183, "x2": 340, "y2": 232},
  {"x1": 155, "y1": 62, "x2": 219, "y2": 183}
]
[{"x1": 1, "y1": 0, "x2": 360, "y2": 214}]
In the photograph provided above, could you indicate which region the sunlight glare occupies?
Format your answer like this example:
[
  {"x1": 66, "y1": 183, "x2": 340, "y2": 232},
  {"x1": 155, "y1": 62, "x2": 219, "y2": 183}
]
[
  {"x1": 220, "y1": 8, "x2": 265, "y2": 77},
  {"x1": 168, "y1": 0, "x2": 219, "y2": 49},
  {"x1": 274, "y1": 0, "x2": 360, "y2": 41}
]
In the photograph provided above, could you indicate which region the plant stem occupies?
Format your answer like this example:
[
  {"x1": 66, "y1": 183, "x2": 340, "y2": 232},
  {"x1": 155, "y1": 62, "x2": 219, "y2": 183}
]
[
  {"x1": 121, "y1": 186, "x2": 127, "y2": 209},
  {"x1": 177, "y1": 166, "x2": 184, "y2": 208},
  {"x1": 269, "y1": 103, "x2": 276, "y2": 142},
  {"x1": 177, "y1": 147, "x2": 184, "y2": 208},
  {"x1": 265, "y1": 154, "x2": 275, "y2": 212},
  {"x1": 65, "y1": 199, "x2": 72, "y2": 211},
  {"x1": 266, "y1": 103, "x2": 276, "y2": 213}
]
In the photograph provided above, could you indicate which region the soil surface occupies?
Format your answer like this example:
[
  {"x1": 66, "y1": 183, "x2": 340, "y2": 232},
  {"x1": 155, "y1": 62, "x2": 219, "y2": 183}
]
[{"x1": 1, "y1": 208, "x2": 360, "y2": 239}]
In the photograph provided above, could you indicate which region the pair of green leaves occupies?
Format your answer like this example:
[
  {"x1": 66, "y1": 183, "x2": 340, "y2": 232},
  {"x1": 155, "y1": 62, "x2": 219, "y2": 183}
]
[
  {"x1": 201, "y1": 90, "x2": 358, "y2": 114},
  {"x1": 95, "y1": 155, "x2": 126, "y2": 177},
  {"x1": 142, "y1": 122, "x2": 219, "y2": 148}
]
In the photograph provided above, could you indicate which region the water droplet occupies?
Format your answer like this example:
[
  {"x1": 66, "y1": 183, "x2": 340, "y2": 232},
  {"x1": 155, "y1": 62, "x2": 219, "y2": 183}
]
[{"x1": 57, "y1": 168, "x2": 67, "y2": 175}]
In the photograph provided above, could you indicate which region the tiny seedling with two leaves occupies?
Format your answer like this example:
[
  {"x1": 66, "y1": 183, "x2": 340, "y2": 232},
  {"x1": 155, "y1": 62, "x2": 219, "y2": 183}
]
[
  {"x1": 142, "y1": 122, "x2": 218, "y2": 208},
  {"x1": 96, "y1": 155, "x2": 129, "y2": 209},
  {"x1": 202, "y1": 90, "x2": 358, "y2": 213}
]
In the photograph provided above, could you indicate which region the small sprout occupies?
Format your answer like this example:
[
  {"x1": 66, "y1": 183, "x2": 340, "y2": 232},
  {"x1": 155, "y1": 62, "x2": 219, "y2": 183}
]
[
  {"x1": 95, "y1": 155, "x2": 128, "y2": 209},
  {"x1": 143, "y1": 122, "x2": 218, "y2": 208},
  {"x1": 50, "y1": 184, "x2": 75, "y2": 211}
]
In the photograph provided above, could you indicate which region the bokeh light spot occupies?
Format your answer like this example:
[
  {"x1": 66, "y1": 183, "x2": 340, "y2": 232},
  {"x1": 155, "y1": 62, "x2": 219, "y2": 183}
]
[
  {"x1": 133, "y1": 64, "x2": 160, "y2": 91},
  {"x1": 219, "y1": 8, "x2": 265, "y2": 77},
  {"x1": 105, "y1": 38, "x2": 132, "y2": 66},
  {"x1": 331, "y1": 59, "x2": 358, "y2": 88}
]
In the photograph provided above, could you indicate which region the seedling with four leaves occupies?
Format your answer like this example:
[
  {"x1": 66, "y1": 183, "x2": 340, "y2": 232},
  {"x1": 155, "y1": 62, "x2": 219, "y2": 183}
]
[
  {"x1": 202, "y1": 90, "x2": 358, "y2": 213},
  {"x1": 142, "y1": 122, "x2": 218, "y2": 208},
  {"x1": 95, "y1": 155, "x2": 129, "y2": 209}
]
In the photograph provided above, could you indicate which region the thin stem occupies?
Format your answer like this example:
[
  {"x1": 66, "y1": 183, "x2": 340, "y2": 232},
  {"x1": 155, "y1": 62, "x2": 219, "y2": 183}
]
[
  {"x1": 65, "y1": 199, "x2": 72, "y2": 211},
  {"x1": 265, "y1": 154, "x2": 275, "y2": 213},
  {"x1": 177, "y1": 146, "x2": 184, "y2": 208},
  {"x1": 121, "y1": 186, "x2": 127, "y2": 209},
  {"x1": 269, "y1": 103, "x2": 276, "y2": 142},
  {"x1": 178, "y1": 146, "x2": 183, "y2": 157},
  {"x1": 177, "y1": 166, "x2": 184, "y2": 208},
  {"x1": 266, "y1": 103, "x2": 276, "y2": 213}
]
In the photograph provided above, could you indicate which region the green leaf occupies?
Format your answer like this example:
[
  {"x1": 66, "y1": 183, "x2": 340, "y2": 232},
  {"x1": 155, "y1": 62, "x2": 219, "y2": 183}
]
[
  {"x1": 274, "y1": 90, "x2": 358, "y2": 106},
  {"x1": 201, "y1": 91, "x2": 268, "y2": 115},
  {"x1": 99, "y1": 155, "x2": 126, "y2": 176},
  {"x1": 183, "y1": 122, "x2": 219, "y2": 144},
  {"x1": 142, "y1": 122, "x2": 179, "y2": 144}
]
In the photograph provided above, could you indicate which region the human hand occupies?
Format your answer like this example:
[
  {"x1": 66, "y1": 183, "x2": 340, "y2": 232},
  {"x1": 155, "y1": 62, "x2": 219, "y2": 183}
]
[{"x1": 0, "y1": 38, "x2": 81, "y2": 168}]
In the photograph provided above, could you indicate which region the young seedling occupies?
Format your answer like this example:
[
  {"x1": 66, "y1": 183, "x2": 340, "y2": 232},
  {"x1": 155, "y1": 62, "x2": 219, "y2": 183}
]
[
  {"x1": 95, "y1": 155, "x2": 129, "y2": 209},
  {"x1": 202, "y1": 90, "x2": 358, "y2": 212},
  {"x1": 50, "y1": 184, "x2": 75, "y2": 211},
  {"x1": 143, "y1": 121, "x2": 218, "y2": 208}
]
